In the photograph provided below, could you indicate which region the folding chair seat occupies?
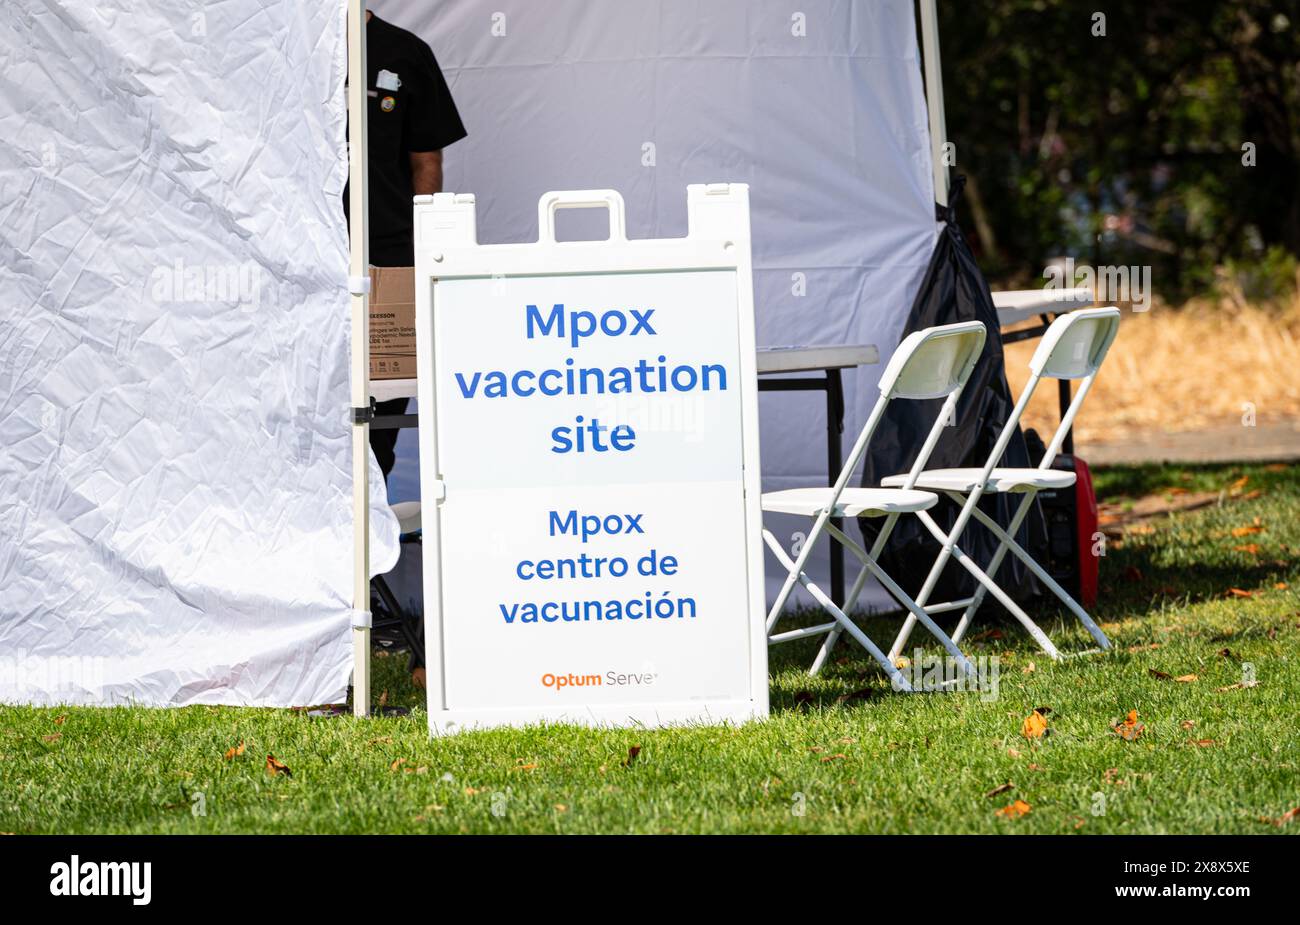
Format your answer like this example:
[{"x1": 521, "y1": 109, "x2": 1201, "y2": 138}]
[
  {"x1": 762, "y1": 320, "x2": 988, "y2": 690},
  {"x1": 882, "y1": 467, "x2": 1075, "y2": 494},
  {"x1": 884, "y1": 307, "x2": 1122, "y2": 663},
  {"x1": 761, "y1": 487, "x2": 938, "y2": 518}
]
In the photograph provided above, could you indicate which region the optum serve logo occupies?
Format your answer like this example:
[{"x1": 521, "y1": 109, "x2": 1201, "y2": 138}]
[
  {"x1": 49, "y1": 855, "x2": 151, "y2": 905},
  {"x1": 541, "y1": 669, "x2": 659, "y2": 691}
]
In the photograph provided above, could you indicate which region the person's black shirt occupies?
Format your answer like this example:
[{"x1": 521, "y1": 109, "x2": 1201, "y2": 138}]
[{"x1": 347, "y1": 14, "x2": 467, "y2": 266}]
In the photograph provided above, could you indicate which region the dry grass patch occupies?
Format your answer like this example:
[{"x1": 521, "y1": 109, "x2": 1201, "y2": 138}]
[{"x1": 1005, "y1": 301, "x2": 1300, "y2": 445}]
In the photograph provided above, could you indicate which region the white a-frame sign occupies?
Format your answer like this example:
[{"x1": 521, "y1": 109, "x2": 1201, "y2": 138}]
[{"x1": 412, "y1": 186, "x2": 767, "y2": 734}]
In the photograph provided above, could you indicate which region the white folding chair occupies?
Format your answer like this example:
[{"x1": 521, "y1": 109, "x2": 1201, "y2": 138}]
[
  {"x1": 762, "y1": 321, "x2": 987, "y2": 690},
  {"x1": 882, "y1": 307, "x2": 1122, "y2": 661}
]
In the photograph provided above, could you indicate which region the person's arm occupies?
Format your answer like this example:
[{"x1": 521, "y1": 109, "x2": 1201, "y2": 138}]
[{"x1": 410, "y1": 149, "x2": 443, "y2": 196}]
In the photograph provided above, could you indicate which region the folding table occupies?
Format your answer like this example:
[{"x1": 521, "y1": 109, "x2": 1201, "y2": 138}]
[{"x1": 368, "y1": 343, "x2": 879, "y2": 605}]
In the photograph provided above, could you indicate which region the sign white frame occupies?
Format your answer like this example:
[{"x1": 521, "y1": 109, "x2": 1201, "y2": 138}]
[{"x1": 412, "y1": 185, "x2": 767, "y2": 734}]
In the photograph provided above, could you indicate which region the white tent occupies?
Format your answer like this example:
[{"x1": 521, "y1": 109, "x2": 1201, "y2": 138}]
[
  {"x1": 0, "y1": 1, "x2": 398, "y2": 707},
  {"x1": 376, "y1": 0, "x2": 949, "y2": 623},
  {"x1": 1, "y1": 0, "x2": 950, "y2": 710}
]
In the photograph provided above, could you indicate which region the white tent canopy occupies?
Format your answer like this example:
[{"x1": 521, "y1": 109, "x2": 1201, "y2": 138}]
[
  {"x1": 379, "y1": 0, "x2": 941, "y2": 607},
  {"x1": 1, "y1": 0, "x2": 948, "y2": 708},
  {"x1": 0, "y1": 1, "x2": 398, "y2": 707}
]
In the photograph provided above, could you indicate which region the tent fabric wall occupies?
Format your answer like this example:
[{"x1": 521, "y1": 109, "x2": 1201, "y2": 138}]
[
  {"x1": 376, "y1": 0, "x2": 938, "y2": 602},
  {"x1": 0, "y1": 1, "x2": 399, "y2": 706}
]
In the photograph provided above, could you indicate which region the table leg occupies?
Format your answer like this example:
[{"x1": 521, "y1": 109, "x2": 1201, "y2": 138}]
[
  {"x1": 826, "y1": 369, "x2": 846, "y2": 606},
  {"x1": 1057, "y1": 378, "x2": 1073, "y2": 455}
]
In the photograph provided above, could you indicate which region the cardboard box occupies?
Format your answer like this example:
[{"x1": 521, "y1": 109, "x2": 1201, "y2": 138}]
[{"x1": 369, "y1": 266, "x2": 416, "y2": 380}]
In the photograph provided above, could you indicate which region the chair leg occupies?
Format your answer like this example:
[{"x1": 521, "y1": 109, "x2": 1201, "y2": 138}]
[
  {"x1": 824, "y1": 523, "x2": 977, "y2": 679},
  {"x1": 948, "y1": 492, "x2": 1036, "y2": 644},
  {"x1": 762, "y1": 509, "x2": 833, "y2": 634},
  {"x1": 808, "y1": 562, "x2": 869, "y2": 674},
  {"x1": 762, "y1": 529, "x2": 914, "y2": 691},
  {"x1": 910, "y1": 511, "x2": 1063, "y2": 660},
  {"x1": 809, "y1": 511, "x2": 903, "y2": 675},
  {"x1": 964, "y1": 503, "x2": 1112, "y2": 651}
]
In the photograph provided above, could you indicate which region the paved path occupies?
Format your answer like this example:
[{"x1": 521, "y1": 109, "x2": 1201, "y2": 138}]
[{"x1": 1081, "y1": 420, "x2": 1300, "y2": 466}]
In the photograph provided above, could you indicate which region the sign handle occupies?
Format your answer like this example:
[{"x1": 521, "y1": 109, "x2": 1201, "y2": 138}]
[{"x1": 537, "y1": 189, "x2": 627, "y2": 244}]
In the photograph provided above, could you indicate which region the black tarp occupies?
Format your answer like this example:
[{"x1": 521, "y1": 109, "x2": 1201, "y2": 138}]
[{"x1": 858, "y1": 177, "x2": 1045, "y2": 606}]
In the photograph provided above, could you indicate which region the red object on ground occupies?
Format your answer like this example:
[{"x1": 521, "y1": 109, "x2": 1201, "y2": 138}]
[{"x1": 1072, "y1": 456, "x2": 1099, "y2": 608}]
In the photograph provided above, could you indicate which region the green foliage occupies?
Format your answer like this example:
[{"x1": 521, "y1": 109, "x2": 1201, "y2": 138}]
[
  {"x1": 1220, "y1": 245, "x2": 1300, "y2": 308},
  {"x1": 942, "y1": 0, "x2": 1300, "y2": 301}
]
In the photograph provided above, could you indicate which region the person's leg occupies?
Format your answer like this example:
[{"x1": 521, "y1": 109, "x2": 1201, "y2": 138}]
[{"x1": 369, "y1": 398, "x2": 408, "y2": 479}]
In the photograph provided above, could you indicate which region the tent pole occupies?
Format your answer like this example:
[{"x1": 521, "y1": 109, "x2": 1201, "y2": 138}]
[
  {"x1": 347, "y1": 0, "x2": 371, "y2": 718},
  {"x1": 918, "y1": 0, "x2": 949, "y2": 207}
]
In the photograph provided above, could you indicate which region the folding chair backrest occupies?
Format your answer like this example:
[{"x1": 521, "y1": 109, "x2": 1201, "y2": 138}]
[
  {"x1": 862, "y1": 321, "x2": 987, "y2": 493},
  {"x1": 877, "y1": 321, "x2": 987, "y2": 401},
  {"x1": 1029, "y1": 306, "x2": 1121, "y2": 380},
  {"x1": 1023, "y1": 307, "x2": 1122, "y2": 465}
]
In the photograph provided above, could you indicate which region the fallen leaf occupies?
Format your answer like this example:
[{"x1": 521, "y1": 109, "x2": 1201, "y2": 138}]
[
  {"x1": 1022, "y1": 662, "x2": 1036, "y2": 675},
  {"x1": 1174, "y1": 674, "x2": 1199, "y2": 683},
  {"x1": 53, "y1": 715, "x2": 66, "y2": 726},
  {"x1": 378, "y1": 690, "x2": 388, "y2": 709},
  {"x1": 1231, "y1": 525, "x2": 1264, "y2": 538},
  {"x1": 1276, "y1": 582, "x2": 1290, "y2": 591},
  {"x1": 265, "y1": 753, "x2": 292, "y2": 777},
  {"x1": 554, "y1": 804, "x2": 568, "y2": 813},
  {"x1": 985, "y1": 782, "x2": 1014, "y2": 798},
  {"x1": 1190, "y1": 738, "x2": 1216, "y2": 748},
  {"x1": 223, "y1": 741, "x2": 246, "y2": 760},
  {"x1": 41, "y1": 733, "x2": 61, "y2": 743},
  {"x1": 995, "y1": 799, "x2": 1032, "y2": 818},
  {"x1": 1227, "y1": 588, "x2": 1254, "y2": 598},
  {"x1": 623, "y1": 745, "x2": 642, "y2": 768},
  {"x1": 820, "y1": 753, "x2": 847, "y2": 762},
  {"x1": 1233, "y1": 543, "x2": 1261, "y2": 555},
  {"x1": 1265, "y1": 807, "x2": 1300, "y2": 827},
  {"x1": 1006, "y1": 748, "x2": 1022, "y2": 758},
  {"x1": 1180, "y1": 720, "x2": 1196, "y2": 730},
  {"x1": 1112, "y1": 710, "x2": 1144, "y2": 741},
  {"x1": 1021, "y1": 708, "x2": 1050, "y2": 739},
  {"x1": 1148, "y1": 668, "x2": 1173, "y2": 680},
  {"x1": 1228, "y1": 475, "x2": 1250, "y2": 494},
  {"x1": 515, "y1": 762, "x2": 538, "y2": 772},
  {"x1": 390, "y1": 758, "x2": 406, "y2": 772}
]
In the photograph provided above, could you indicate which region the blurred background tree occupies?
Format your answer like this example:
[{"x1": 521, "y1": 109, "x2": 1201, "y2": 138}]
[{"x1": 939, "y1": 0, "x2": 1300, "y2": 304}]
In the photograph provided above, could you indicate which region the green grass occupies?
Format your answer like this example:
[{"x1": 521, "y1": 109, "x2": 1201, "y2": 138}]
[{"x1": 2, "y1": 461, "x2": 1298, "y2": 834}]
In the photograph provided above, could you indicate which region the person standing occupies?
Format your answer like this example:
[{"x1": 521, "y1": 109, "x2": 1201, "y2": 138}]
[{"x1": 348, "y1": 10, "x2": 467, "y2": 477}]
